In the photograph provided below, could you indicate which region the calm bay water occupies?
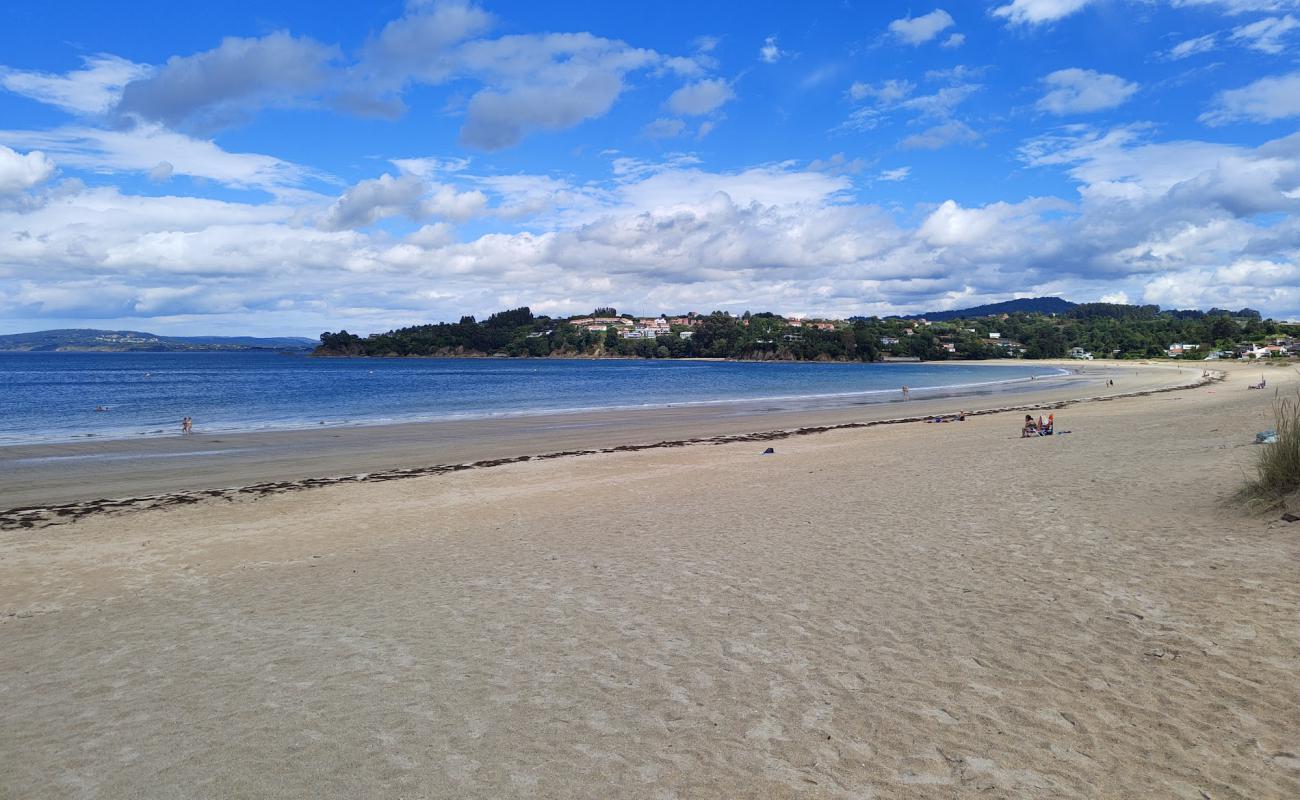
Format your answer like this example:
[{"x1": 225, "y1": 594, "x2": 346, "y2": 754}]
[{"x1": 0, "y1": 352, "x2": 1065, "y2": 445}]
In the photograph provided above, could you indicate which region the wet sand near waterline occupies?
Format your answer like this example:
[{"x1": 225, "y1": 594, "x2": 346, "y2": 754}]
[
  {"x1": 1, "y1": 361, "x2": 1192, "y2": 509},
  {"x1": 2, "y1": 361, "x2": 1297, "y2": 798}
]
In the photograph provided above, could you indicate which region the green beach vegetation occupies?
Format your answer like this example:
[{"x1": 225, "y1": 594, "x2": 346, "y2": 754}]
[
  {"x1": 1237, "y1": 389, "x2": 1300, "y2": 512},
  {"x1": 315, "y1": 301, "x2": 1298, "y2": 362}
]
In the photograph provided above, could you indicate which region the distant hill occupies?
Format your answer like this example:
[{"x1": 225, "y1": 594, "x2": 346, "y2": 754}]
[
  {"x1": 902, "y1": 297, "x2": 1077, "y2": 321},
  {"x1": 0, "y1": 329, "x2": 316, "y2": 352}
]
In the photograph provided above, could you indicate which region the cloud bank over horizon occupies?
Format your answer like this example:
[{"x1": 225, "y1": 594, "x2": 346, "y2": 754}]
[{"x1": 0, "y1": 0, "x2": 1297, "y2": 336}]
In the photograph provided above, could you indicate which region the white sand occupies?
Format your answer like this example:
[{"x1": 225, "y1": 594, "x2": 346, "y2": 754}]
[{"x1": 2, "y1": 360, "x2": 1298, "y2": 798}]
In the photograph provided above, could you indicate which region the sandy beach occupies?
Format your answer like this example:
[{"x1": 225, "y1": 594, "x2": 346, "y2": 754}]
[{"x1": 2, "y1": 359, "x2": 1297, "y2": 798}]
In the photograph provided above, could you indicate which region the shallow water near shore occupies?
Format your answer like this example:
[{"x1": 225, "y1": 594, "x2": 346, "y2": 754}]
[{"x1": 1, "y1": 352, "x2": 1066, "y2": 445}]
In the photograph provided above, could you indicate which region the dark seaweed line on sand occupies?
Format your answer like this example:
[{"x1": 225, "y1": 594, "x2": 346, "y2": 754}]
[{"x1": 1, "y1": 372, "x2": 1222, "y2": 531}]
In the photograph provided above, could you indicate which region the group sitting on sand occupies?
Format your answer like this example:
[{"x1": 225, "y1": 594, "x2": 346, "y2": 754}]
[{"x1": 1022, "y1": 414, "x2": 1054, "y2": 437}]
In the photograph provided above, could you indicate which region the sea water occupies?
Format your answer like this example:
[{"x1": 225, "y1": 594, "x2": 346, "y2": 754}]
[{"x1": 0, "y1": 352, "x2": 1067, "y2": 445}]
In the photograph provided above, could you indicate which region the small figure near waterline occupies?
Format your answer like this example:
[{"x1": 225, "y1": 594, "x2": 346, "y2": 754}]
[
  {"x1": 181, "y1": 416, "x2": 193, "y2": 435},
  {"x1": 901, "y1": 385, "x2": 910, "y2": 401}
]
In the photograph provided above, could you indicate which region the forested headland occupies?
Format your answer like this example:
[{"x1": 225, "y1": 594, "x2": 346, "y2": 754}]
[{"x1": 315, "y1": 302, "x2": 1295, "y2": 362}]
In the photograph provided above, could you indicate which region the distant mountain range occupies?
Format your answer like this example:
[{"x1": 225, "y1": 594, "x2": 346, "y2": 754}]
[
  {"x1": 902, "y1": 296, "x2": 1077, "y2": 321},
  {"x1": 0, "y1": 329, "x2": 317, "y2": 352}
]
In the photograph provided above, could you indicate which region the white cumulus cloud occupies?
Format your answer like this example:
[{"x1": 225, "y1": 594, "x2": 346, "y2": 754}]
[
  {"x1": 115, "y1": 32, "x2": 341, "y2": 133},
  {"x1": 901, "y1": 121, "x2": 980, "y2": 150},
  {"x1": 1168, "y1": 33, "x2": 1218, "y2": 58},
  {"x1": 1170, "y1": 0, "x2": 1299, "y2": 14},
  {"x1": 0, "y1": 123, "x2": 318, "y2": 190},
  {"x1": 1201, "y1": 71, "x2": 1300, "y2": 124},
  {"x1": 666, "y1": 78, "x2": 735, "y2": 115},
  {"x1": 1037, "y1": 68, "x2": 1139, "y2": 114},
  {"x1": 0, "y1": 144, "x2": 55, "y2": 195},
  {"x1": 320, "y1": 173, "x2": 428, "y2": 230},
  {"x1": 454, "y1": 33, "x2": 660, "y2": 150},
  {"x1": 0, "y1": 54, "x2": 151, "y2": 116},
  {"x1": 992, "y1": 0, "x2": 1095, "y2": 25},
  {"x1": 1229, "y1": 14, "x2": 1299, "y2": 53},
  {"x1": 888, "y1": 10, "x2": 956, "y2": 45},
  {"x1": 642, "y1": 118, "x2": 686, "y2": 139}
]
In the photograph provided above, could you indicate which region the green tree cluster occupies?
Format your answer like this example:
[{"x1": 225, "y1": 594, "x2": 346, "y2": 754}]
[{"x1": 316, "y1": 304, "x2": 1295, "y2": 362}]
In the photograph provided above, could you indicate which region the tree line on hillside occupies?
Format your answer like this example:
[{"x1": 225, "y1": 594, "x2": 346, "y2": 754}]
[{"x1": 315, "y1": 304, "x2": 1292, "y2": 361}]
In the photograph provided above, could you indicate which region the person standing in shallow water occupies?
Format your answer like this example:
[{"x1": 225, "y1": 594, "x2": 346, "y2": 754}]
[
  {"x1": 901, "y1": 385, "x2": 910, "y2": 401},
  {"x1": 181, "y1": 416, "x2": 192, "y2": 435}
]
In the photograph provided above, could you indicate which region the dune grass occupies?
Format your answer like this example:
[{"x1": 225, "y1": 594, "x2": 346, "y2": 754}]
[{"x1": 1238, "y1": 389, "x2": 1300, "y2": 511}]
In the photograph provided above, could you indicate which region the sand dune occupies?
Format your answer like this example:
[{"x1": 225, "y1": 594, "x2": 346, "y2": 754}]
[{"x1": 2, "y1": 361, "x2": 1297, "y2": 798}]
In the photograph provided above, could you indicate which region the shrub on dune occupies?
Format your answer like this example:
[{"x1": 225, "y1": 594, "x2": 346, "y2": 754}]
[{"x1": 1238, "y1": 390, "x2": 1300, "y2": 511}]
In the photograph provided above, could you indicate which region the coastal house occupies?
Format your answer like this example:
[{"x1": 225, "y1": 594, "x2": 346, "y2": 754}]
[
  {"x1": 987, "y1": 338, "x2": 1026, "y2": 355},
  {"x1": 1238, "y1": 345, "x2": 1280, "y2": 359},
  {"x1": 1167, "y1": 343, "x2": 1200, "y2": 357},
  {"x1": 941, "y1": 342, "x2": 957, "y2": 353},
  {"x1": 668, "y1": 316, "x2": 699, "y2": 327},
  {"x1": 988, "y1": 332, "x2": 1001, "y2": 339},
  {"x1": 634, "y1": 318, "x2": 670, "y2": 336},
  {"x1": 880, "y1": 336, "x2": 899, "y2": 346},
  {"x1": 785, "y1": 318, "x2": 803, "y2": 328},
  {"x1": 621, "y1": 326, "x2": 667, "y2": 340},
  {"x1": 678, "y1": 331, "x2": 694, "y2": 339},
  {"x1": 572, "y1": 316, "x2": 629, "y2": 329},
  {"x1": 1069, "y1": 347, "x2": 1093, "y2": 360},
  {"x1": 809, "y1": 321, "x2": 837, "y2": 331}
]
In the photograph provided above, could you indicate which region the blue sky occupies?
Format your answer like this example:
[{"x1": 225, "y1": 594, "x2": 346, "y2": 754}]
[{"x1": 1, "y1": 0, "x2": 1298, "y2": 335}]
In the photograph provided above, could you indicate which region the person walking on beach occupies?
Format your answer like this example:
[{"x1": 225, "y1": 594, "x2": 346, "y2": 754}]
[{"x1": 181, "y1": 416, "x2": 192, "y2": 435}]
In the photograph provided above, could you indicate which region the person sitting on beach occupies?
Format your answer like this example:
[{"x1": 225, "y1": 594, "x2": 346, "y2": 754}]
[{"x1": 1022, "y1": 414, "x2": 1038, "y2": 437}]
